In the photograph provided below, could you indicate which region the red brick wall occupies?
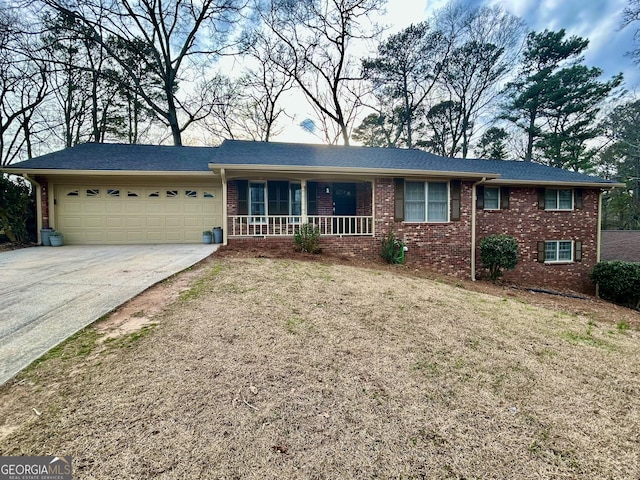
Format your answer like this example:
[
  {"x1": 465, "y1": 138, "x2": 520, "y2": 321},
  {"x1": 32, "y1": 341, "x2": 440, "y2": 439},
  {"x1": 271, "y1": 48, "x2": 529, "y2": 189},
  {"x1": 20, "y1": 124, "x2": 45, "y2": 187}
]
[
  {"x1": 229, "y1": 236, "x2": 376, "y2": 257},
  {"x1": 356, "y1": 182, "x2": 372, "y2": 216},
  {"x1": 317, "y1": 182, "x2": 333, "y2": 216},
  {"x1": 36, "y1": 176, "x2": 50, "y2": 229},
  {"x1": 227, "y1": 179, "x2": 600, "y2": 293},
  {"x1": 374, "y1": 178, "x2": 474, "y2": 278},
  {"x1": 476, "y1": 187, "x2": 599, "y2": 293}
]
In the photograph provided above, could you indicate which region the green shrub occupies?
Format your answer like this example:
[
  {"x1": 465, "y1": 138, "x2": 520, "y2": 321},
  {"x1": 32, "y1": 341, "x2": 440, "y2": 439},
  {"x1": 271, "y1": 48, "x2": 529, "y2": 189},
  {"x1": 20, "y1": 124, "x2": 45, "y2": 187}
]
[
  {"x1": 0, "y1": 174, "x2": 33, "y2": 243},
  {"x1": 380, "y1": 230, "x2": 405, "y2": 264},
  {"x1": 294, "y1": 223, "x2": 320, "y2": 253},
  {"x1": 591, "y1": 261, "x2": 640, "y2": 309},
  {"x1": 479, "y1": 234, "x2": 518, "y2": 281}
]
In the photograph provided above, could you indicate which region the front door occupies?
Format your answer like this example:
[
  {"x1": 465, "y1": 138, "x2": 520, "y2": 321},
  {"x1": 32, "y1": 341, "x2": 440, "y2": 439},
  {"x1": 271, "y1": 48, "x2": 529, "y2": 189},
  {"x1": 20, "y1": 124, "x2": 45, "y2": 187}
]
[
  {"x1": 332, "y1": 183, "x2": 356, "y2": 234},
  {"x1": 333, "y1": 183, "x2": 356, "y2": 216}
]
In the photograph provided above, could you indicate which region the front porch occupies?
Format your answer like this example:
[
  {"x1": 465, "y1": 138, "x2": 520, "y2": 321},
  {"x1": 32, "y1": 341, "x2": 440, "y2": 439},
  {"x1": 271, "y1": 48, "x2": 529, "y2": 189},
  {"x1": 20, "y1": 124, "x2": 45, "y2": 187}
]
[{"x1": 226, "y1": 180, "x2": 375, "y2": 238}]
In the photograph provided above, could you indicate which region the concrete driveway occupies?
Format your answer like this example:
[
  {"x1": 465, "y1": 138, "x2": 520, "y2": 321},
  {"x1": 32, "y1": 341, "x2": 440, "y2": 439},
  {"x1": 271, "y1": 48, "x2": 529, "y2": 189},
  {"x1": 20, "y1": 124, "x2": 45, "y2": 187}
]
[{"x1": 0, "y1": 244, "x2": 218, "y2": 386}]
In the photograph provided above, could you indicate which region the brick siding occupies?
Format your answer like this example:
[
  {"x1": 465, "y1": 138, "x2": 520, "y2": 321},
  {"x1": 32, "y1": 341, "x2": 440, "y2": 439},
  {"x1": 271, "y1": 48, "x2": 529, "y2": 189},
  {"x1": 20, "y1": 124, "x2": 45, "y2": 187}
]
[
  {"x1": 601, "y1": 230, "x2": 640, "y2": 262},
  {"x1": 36, "y1": 176, "x2": 50, "y2": 229},
  {"x1": 226, "y1": 178, "x2": 600, "y2": 293},
  {"x1": 476, "y1": 187, "x2": 599, "y2": 293}
]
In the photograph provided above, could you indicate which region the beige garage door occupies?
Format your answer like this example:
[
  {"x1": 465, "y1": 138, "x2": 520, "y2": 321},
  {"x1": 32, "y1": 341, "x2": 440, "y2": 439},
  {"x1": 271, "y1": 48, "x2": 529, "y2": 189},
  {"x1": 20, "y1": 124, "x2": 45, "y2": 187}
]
[{"x1": 55, "y1": 182, "x2": 223, "y2": 244}]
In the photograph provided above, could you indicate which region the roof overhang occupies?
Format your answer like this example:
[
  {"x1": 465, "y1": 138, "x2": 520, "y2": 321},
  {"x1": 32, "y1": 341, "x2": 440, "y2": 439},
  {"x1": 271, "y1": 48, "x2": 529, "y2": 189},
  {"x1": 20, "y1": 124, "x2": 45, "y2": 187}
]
[
  {"x1": 2, "y1": 169, "x2": 214, "y2": 177},
  {"x1": 208, "y1": 163, "x2": 500, "y2": 180},
  {"x1": 483, "y1": 178, "x2": 625, "y2": 189}
]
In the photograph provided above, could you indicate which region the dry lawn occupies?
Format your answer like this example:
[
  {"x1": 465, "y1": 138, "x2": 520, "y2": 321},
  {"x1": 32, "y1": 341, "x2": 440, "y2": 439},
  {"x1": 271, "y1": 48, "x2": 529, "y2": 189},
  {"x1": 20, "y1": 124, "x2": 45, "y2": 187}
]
[{"x1": 1, "y1": 255, "x2": 639, "y2": 479}]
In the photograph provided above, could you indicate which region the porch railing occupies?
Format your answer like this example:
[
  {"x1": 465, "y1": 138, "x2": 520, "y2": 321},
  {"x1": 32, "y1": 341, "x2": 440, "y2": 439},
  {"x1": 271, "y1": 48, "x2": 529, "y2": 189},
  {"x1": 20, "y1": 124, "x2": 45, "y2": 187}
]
[{"x1": 229, "y1": 215, "x2": 374, "y2": 237}]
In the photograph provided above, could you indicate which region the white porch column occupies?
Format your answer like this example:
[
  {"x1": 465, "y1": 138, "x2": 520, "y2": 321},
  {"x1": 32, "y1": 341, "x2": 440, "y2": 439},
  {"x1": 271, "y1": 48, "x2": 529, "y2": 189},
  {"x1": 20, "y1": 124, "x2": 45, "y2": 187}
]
[
  {"x1": 221, "y1": 168, "x2": 228, "y2": 245},
  {"x1": 301, "y1": 179, "x2": 308, "y2": 224}
]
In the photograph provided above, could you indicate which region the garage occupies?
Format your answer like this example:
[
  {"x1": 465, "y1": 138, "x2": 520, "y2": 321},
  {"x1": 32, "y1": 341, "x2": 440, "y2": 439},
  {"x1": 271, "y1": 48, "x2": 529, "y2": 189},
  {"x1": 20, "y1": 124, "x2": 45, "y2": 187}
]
[{"x1": 54, "y1": 179, "x2": 223, "y2": 244}]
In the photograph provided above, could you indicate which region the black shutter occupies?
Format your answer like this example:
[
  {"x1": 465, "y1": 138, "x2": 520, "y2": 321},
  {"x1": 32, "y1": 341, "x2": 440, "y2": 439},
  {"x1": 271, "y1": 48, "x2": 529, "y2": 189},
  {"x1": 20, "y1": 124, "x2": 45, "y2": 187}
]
[
  {"x1": 500, "y1": 187, "x2": 510, "y2": 210},
  {"x1": 575, "y1": 189, "x2": 583, "y2": 209},
  {"x1": 537, "y1": 188, "x2": 546, "y2": 209},
  {"x1": 237, "y1": 180, "x2": 248, "y2": 215},
  {"x1": 268, "y1": 181, "x2": 289, "y2": 215},
  {"x1": 476, "y1": 185, "x2": 485, "y2": 209},
  {"x1": 537, "y1": 241, "x2": 546, "y2": 263},
  {"x1": 450, "y1": 179, "x2": 461, "y2": 221},
  {"x1": 307, "y1": 181, "x2": 318, "y2": 215},
  {"x1": 575, "y1": 241, "x2": 582, "y2": 262},
  {"x1": 394, "y1": 178, "x2": 405, "y2": 221}
]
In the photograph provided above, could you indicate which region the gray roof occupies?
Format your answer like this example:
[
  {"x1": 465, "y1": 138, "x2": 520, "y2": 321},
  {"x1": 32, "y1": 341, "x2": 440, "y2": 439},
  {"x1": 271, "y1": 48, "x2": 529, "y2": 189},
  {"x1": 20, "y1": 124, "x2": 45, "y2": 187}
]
[
  {"x1": 3, "y1": 143, "x2": 213, "y2": 172},
  {"x1": 3, "y1": 139, "x2": 617, "y2": 186},
  {"x1": 211, "y1": 140, "x2": 616, "y2": 185}
]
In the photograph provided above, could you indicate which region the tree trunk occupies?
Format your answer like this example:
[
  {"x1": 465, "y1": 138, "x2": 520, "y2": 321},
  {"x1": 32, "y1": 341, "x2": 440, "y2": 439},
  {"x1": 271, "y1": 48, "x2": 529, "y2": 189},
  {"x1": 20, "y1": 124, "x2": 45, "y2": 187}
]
[{"x1": 525, "y1": 109, "x2": 536, "y2": 161}]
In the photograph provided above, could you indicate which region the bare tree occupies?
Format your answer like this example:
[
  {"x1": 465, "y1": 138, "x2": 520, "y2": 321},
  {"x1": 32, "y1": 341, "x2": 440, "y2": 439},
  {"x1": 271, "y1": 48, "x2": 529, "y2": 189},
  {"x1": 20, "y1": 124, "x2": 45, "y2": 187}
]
[
  {"x1": 0, "y1": 8, "x2": 48, "y2": 165},
  {"x1": 242, "y1": 35, "x2": 294, "y2": 141},
  {"x1": 43, "y1": 0, "x2": 248, "y2": 146},
  {"x1": 436, "y1": 3, "x2": 526, "y2": 158},
  {"x1": 262, "y1": 0, "x2": 385, "y2": 145}
]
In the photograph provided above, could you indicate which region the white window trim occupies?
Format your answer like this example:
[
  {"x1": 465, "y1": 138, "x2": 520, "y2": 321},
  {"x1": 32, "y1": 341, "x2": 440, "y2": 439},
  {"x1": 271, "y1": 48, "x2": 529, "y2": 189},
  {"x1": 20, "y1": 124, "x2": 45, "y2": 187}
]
[
  {"x1": 545, "y1": 240, "x2": 574, "y2": 263},
  {"x1": 404, "y1": 180, "x2": 450, "y2": 223},
  {"x1": 545, "y1": 188, "x2": 573, "y2": 211},
  {"x1": 484, "y1": 186, "x2": 501, "y2": 210}
]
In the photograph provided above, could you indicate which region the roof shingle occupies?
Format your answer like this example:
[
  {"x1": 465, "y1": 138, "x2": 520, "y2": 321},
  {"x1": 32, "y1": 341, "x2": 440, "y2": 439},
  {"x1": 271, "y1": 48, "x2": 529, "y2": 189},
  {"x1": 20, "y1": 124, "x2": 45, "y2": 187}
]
[{"x1": 2, "y1": 139, "x2": 618, "y2": 186}]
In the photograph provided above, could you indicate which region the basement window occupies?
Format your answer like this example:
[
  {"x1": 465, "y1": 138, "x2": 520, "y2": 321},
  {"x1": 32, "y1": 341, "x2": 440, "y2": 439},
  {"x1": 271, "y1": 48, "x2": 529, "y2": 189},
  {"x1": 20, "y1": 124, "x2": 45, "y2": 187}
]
[{"x1": 545, "y1": 240, "x2": 573, "y2": 262}]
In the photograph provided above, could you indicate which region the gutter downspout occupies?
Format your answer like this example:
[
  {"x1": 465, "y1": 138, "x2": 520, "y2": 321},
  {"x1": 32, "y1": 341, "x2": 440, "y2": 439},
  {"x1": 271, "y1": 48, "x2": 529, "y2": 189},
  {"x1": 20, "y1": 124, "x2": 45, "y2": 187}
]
[
  {"x1": 596, "y1": 190, "x2": 604, "y2": 264},
  {"x1": 23, "y1": 173, "x2": 42, "y2": 245},
  {"x1": 221, "y1": 168, "x2": 228, "y2": 246},
  {"x1": 595, "y1": 190, "x2": 605, "y2": 298},
  {"x1": 471, "y1": 177, "x2": 487, "y2": 282}
]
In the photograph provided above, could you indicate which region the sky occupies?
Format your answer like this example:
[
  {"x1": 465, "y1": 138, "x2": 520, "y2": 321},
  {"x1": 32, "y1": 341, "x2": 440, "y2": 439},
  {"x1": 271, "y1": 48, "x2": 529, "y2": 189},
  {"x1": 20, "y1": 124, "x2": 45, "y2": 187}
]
[
  {"x1": 386, "y1": 0, "x2": 638, "y2": 87},
  {"x1": 265, "y1": 0, "x2": 639, "y2": 144}
]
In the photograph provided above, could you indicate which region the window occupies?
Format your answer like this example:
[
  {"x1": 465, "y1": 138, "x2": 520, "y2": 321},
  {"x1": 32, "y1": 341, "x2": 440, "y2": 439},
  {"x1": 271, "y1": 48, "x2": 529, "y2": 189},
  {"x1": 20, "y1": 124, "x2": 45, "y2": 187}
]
[
  {"x1": 127, "y1": 191, "x2": 139, "y2": 197},
  {"x1": 86, "y1": 189, "x2": 100, "y2": 197},
  {"x1": 185, "y1": 190, "x2": 197, "y2": 198},
  {"x1": 66, "y1": 190, "x2": 79, "y2": 197},
  {"x1": 148, "y1": 191, "x2": 160, "y2": 197},
  {"x1": 166, "y1": 190, "x2": 178, "y2": 198},
  {"x1": 203, "y1": 192, "x2": 215, "y2": 198},
  {"x1": 107, "y1": 189, "x2": 120, "y2": 197},
  {"x1": 405, "y1": 181, "x2": 448, "y2": 222},
  {"x1": 545, "y1": 189, "x2": 573, "y2": 210},
  {"x1": 290, "y1": 183, "x2": 302, "y2": 221},
  {"x1": 250, "y1": 182, "x2": 266, "y2": 223},
  {"x1": 545, "y1": 240, "x2": 573, "y2": 262},
  {"x1": 484, "y1": 187, "x2": 500, "y2": 210},
  {"x1": 405, "y1": 182, "x2": 425, "y2": 221},
  {"x1": 239, "y1": 181, "x2": 308, "y2": 221}
]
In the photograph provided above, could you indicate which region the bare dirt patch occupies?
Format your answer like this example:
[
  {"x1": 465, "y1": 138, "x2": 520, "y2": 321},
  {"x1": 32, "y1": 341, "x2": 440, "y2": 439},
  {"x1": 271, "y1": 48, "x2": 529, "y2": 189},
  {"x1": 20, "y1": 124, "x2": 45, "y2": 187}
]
[{"x1": 0, "y1": 252, "x2": 638, "y2": 479}]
